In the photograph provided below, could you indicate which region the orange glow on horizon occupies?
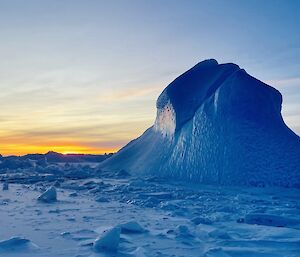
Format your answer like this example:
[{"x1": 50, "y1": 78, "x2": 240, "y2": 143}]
[{"x1": 0, "y1": 143, "x2": 117, "y2": 157}]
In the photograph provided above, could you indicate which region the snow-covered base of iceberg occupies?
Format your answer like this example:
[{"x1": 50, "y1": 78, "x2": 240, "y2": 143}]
[{"x1": 0, "y1": 172, "x2": 299, "y2": 257}]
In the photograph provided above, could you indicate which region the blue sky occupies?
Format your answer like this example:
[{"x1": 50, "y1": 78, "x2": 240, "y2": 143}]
[{"x1": 0, "y1": 0, "x2": 299, "y2": 155}]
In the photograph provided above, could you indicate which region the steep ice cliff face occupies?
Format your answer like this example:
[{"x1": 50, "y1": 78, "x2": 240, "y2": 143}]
[{"x1": 101, "y1": 59, "x2": 300, "y2": 187}]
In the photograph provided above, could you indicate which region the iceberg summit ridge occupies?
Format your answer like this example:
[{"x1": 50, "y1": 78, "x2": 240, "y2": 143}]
[
  {"x1": 155, "y1": 59, "x2": 241, "y2": 136},
  {"x1": 101, "y1": 59, "x2": 300, "y2": 188}
]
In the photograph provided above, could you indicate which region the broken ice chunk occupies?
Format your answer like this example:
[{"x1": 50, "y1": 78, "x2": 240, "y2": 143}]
[
  {"x1": 2, "y1": 182, "x2": 8, "y2": 191},
  {"x1": 37, "y1": 186, "x2": 57, "y2": 203},
  {"x1": 119, "y1": 221, "x2": 145, "y2": 233},
  {"x1": 93, "y1": 227, "x2": 121, "y2": 252}
]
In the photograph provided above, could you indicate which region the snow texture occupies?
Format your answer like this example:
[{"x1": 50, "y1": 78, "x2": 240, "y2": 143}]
[
  {"x1": 1, "y1": 177, "x2": 299, "y2": 256},
  {"x1": 101, "y1": 59, "x2": 300, "y2": 188}
]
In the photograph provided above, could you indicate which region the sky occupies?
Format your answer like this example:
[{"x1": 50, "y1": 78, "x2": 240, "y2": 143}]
[{"x1": 0, "y1": 0, "x2": 299, "y2": 156}]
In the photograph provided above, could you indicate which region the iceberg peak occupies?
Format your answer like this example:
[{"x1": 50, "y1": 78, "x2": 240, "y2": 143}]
[{"x1": 155, "y1": 59, "x2": 241, "y2": 135}]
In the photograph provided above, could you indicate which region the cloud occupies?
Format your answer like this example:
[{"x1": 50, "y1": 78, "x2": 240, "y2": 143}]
[
  {"x1": 266, "y1": 76, "x2": 300, "y2": 88},
  {"x1": 282, "y1": 114, "x2": 300, "y2": 136},
  {"x1": 0, "y1": 115, "x2": 153, "y2": 156},
  {"x1": 101, "y1": 86, "x2": 161, "y2": 102}
]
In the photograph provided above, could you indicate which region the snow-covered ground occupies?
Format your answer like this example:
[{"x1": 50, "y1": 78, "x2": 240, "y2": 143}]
[{"x1": 1, "y1": 168, "x2": 299, "y2": 257}]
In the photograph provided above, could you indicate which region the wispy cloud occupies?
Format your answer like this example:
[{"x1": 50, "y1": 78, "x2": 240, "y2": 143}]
[
  {"x1": 100, "y1": 85, "x2": 162, "y2": 102},
  {"x1": 266, "y1": 77, "x2": 300, "y2": 88}
]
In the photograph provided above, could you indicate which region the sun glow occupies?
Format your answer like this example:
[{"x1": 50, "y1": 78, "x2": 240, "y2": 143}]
[{"x1": 0, "y1": 143, "x2": 117, "y2": 156}]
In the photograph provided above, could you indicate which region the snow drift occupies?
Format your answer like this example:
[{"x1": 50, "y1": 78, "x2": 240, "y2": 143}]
[{"x1": 101, "y1": 59, "x2": 300, "y2": 187}]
